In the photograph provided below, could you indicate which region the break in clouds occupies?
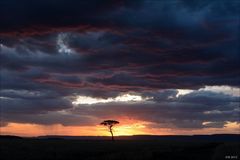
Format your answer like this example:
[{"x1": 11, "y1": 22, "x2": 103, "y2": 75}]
[{"x1": 0, "y1": 0, "x2": 239, "y2": 130}]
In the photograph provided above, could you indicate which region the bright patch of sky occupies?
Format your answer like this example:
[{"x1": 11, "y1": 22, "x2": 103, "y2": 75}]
[
  {"x1": 199, "y1": 85, "x2": 239, "y2": 97},
  {"x1": 57, "y1": 33, "x2": 73, "y2": 54},
  {"x1": 176, "y1": 89, "x2": 194, "y2": 97},
  {"x1": 177, "y1": 85, "x2": 239, "y2": 97},
  {"x1": 72, "y1": 93, "x2": 153, "y2": 105}
]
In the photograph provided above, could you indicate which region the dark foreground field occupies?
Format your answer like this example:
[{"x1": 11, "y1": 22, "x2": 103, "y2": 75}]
[{"x1": 0, "y1": 135, "x2": 239, "y2": 160}]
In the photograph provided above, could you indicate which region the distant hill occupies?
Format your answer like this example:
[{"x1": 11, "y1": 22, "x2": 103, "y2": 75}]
[
  {"x1": 37, "y1": 134, "x2": 240, "y2": 142},
  {"x1": 0, "y1": 135, "x2": 23, "y2": 139},
  {"x1": 1, "y1": 134, "x2": 239, "y2": 141}
]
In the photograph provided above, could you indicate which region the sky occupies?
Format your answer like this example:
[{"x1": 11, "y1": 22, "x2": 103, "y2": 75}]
[{"x1": 0, "y1": 0, "x2": 239, "y2": 136}]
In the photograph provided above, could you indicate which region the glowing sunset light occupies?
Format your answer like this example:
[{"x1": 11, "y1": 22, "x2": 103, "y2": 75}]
[{"x1": 1, "y1": 121, "x2": 239, "y2": 137}]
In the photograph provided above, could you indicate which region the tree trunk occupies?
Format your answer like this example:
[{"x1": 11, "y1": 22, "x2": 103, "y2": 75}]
[{"x1": 110, "y1": 130, "x2": 114, "y2": 141}]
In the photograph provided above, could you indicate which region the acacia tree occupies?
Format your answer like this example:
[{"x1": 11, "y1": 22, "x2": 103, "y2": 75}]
[{"x1": 100, "y1": 120, "x2": 119, "y2": 141}]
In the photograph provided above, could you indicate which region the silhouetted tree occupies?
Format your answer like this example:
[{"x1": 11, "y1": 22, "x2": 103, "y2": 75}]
[{"x1": 100, "y1": 120, "x2": 119, "y2": 141}]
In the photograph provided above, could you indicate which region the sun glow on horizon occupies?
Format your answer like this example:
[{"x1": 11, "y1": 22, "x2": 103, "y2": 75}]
[
  {"x1": 1, "y1": 121, "x2": 239, "y2": 137},
  {"x1": 98, "y1": 121, "x2": 148, "y2": 136}
]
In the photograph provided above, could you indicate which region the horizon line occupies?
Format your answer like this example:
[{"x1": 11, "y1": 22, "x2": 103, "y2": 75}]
[{"x1": 1, "y1": 133, "x2": 239, "y2": 138}]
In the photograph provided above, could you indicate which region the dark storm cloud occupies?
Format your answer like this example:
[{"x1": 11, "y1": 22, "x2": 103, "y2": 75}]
[
  {"x1": 1, "y1": 89, "x2": 239, "y2": 128},
  {"x1": 2, "y1": 112, "x2": 98, "y2": 126},
  {"x1": 1, "y1": 97, "x2": 72, "y2": 114},
  {"x1": 0, "y1": 0, "x2": 239, "y2": 129},
  {"x1": 0, "y1": 0, "x2": 143, "y2": 36}
]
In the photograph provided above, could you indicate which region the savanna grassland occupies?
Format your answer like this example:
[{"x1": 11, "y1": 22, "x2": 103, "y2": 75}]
[{"x1": 1, "y1": 136, "x2": 239, "y2": 160}]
